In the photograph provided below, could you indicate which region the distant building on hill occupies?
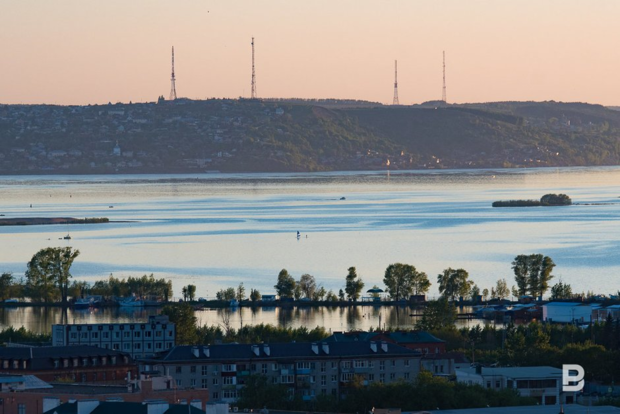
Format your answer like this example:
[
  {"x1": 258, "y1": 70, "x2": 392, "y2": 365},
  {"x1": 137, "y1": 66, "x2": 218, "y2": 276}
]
[{"x1": 52, "y1": 315, "x2": 175, "y2": 359}]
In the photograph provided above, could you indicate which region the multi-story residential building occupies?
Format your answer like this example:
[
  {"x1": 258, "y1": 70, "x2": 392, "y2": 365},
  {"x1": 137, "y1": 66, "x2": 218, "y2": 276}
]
[
  {"x1": 52, "y1": 315, "x2": 175, "y2": 359},
  {"x1": 140, "y1": 341, "x2": 422, "y2": 403},
  {"x1": 0, "y1": 346, "x2": 135, "y2": 384},
  {"x1": 456, "y1": 366, "x2": 578, "y2": 406}
]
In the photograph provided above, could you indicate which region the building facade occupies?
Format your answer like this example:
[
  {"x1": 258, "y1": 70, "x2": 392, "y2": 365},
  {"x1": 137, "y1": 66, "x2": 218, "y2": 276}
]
[
  {"x1": 542, "y1": 302, "x2": 591, "y2": 324},
  {"x1": 140, "y1": 341, "x2": 422, "y2": 403},
  {"x1": 0, "y1": 345, "x2": 136, "y2": 384},
  {"x1": 52, "y1": 315, "x2": 175, "y2": 359},
  {"x1": 456, "y1": 366, "x2": 578, "y2": 406}
]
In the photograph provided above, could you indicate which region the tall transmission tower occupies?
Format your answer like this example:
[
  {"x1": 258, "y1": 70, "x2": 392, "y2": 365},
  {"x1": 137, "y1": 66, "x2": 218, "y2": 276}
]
[
  {"x1": 251, "y1": 37, "x2": 257, "y2": 99},
  {"x1": 169, "y1": 46, "x2": 177, "y2": 101},
  {"x1": 392, "y1": 60, "x2": 399, "y2": 105},
  {"x1": 442, "y1": 51, "x2": 447, "y2": 103}
]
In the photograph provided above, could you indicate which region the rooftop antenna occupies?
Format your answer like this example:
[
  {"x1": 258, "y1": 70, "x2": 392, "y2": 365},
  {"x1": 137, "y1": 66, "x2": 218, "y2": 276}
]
[
  {"x1": 251, "y1": 37, "x2": 257, "y2": 99},
  {"x1": 442, "y1": 51, "x2": 447, "y2": 103},
  {"x1": 170, "y1": 46, "x2": 177, "y2": 100},
  {"x1": 392, "y1": 60, "x2": 399, "y2": 105}
]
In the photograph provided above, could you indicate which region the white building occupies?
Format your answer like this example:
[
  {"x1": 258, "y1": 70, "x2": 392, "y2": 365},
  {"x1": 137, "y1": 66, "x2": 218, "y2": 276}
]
[
  {"x1": 52, "y1": 315, "x2": 175, "y2": 359},
  {"x1": 456, "y1": 366, "x2": 577, "y2": 406},
  {"x1": 542, "y1": 302, "x2": 591, "y2": 323}
]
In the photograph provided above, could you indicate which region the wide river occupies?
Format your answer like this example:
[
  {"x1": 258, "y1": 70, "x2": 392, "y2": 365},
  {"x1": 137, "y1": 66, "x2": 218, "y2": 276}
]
[{"x1": 1, "y1": 167, "x2": 619, "y2": 332}]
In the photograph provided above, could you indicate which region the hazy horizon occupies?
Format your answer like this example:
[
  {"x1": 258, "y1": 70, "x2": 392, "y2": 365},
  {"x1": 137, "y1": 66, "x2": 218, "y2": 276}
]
[{"x1": 2, "y1": 1, "x2": 620, "y2": 106}]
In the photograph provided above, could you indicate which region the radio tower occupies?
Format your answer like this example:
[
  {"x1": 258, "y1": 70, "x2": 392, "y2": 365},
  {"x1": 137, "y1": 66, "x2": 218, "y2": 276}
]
[
  {"x1": 169, "y1": 46, "x2": 177, "y2": 101},
  {"x1": 392, "y1": 60, "x2": 399, "y2": 105},
  {"x1": 442, "y1": 51, "x2": 447, "y2": 103},
  {"x1": 251, "y1": 37, "x2": 257, "y2": 99}
]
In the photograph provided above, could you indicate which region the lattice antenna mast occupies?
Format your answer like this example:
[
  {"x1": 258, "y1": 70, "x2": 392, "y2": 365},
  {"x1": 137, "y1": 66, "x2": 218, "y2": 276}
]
[
  {"x1": 442, "y1": 51, "x2": 447, "y2": 103},
  {"x1": 392, "y1": 60, "x2": 399, "y2": 105},
  {"x1": 251, "y1": 37, "x2": 257, "y2": 99},
  {"x1": 169, "y1": 46, "x2": 177, "y2": 101}
]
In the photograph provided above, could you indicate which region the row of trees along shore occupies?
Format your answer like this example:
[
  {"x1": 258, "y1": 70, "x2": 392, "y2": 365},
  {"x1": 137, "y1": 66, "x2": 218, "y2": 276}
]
[{"x1": 0, "y1": 247, "x2": 606, "y2": 305}]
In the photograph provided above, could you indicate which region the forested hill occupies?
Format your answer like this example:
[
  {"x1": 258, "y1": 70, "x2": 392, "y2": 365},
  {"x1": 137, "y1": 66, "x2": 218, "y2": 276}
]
[{"x1": 1, "y1": 99, "x2": 620, "y2": 174}]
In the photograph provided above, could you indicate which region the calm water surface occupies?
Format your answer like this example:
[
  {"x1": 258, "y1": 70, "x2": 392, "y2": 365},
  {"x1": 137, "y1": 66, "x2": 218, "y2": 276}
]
[{"x1": 1, "y1": 167, "x2": 620, "y2": 330}]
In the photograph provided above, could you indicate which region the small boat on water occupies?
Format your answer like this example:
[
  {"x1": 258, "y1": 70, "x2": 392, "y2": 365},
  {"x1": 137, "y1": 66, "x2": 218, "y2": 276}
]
[
  {"x1": 230, "y1": 299, "x2": 240, "y2": 307},
  {"x1": 119, "y1": 296, "x2": 145, "y2": 308},
  {"x1": 74, "y1": 295, "x2": 102, "y2": 309},
  {"x1": 64, "y1": 234, "x2": 71, "y2": 240}
]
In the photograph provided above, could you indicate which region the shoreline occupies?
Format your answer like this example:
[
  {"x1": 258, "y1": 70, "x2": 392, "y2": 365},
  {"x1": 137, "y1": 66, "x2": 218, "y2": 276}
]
[{"x1": 0, "y1": 217, "x2": 114, "y2": 226}]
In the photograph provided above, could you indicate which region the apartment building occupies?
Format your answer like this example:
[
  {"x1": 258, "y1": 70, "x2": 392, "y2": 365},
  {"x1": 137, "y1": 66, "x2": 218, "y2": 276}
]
[
  {"x1": 456, "y1": 366, "x2": 578, "y2": 406},
  {"x1": 52, "y1": 315, "x2": 175, "y2": 359},
  {"x1": 140, "y1": 341, "x2": 422, "y2": 403}
]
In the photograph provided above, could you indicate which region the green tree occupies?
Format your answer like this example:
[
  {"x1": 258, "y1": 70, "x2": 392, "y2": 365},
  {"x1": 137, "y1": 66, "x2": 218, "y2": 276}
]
[
  {"x1": 338, "y1": 289, "x2": 345, "y2": 301},
  {"x1": 237, "y1": 374, "x2": 289, "y2": 409},
  {"x1": 550, "y1": 280, "x2": 573, "y2": 300},
  {"x1": 345, "y1": 266, "x2": 364, "y2": 301},
  {"x1": 274, "y1": 269, "x2": 296, "y2": 298},
  {"x1": 314, "y1": 286, "x2": 327, "y2": 301},
  {"x1": 437, "y1": 268, "x2": 473, "y2": 301},
  {"x1": 236, "y1": 283, "x2": 246, "y2": 302},
  {"x1": 299, "y1": 273, "x2": 317, "y2": 299},
  {"x1": 512, "y1": 254, "x2": 555, "y2": 298},
  {"x1": 216, "y1": 287, "x2": 236, "y2": 301},
  {"x1": 416, "y1": 298, "x2": 458, "y2": 331},
  {"x1": 0, "y1": 273, "x2": 14, "y2": 301},
  {"x1": 25, "y1": 247, "x2": 80, "y2": 303},
  {"x1": 495, "y1": 279, "x2": 509, "y2": 300},
  {"x1": 482, "y1": 288, "x2": 489, "y2": 302},
  {"x1": 187, "y1": 284, "x2": 196, "y2": 301},
  {"x1": 161, "y1": 303, "x2": 198, "y2": 345},
  {"x1": 250, "y1": 288, "x2": 261, "y2": 302},
  {"x1": 469, "y1": 284, "x2": 481, "y2": 302},
  {"x1": 383, "y1": 263, "x2": 430, "y2": 301}
]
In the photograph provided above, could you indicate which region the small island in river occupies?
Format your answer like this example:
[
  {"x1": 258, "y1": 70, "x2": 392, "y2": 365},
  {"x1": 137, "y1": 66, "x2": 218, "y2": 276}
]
[
  {"x1": 492, "y1": 193, "x2": 572, "y2": 207},
  {"x1": 0, "y1": 217, "x2": 110, "y2": 226}
]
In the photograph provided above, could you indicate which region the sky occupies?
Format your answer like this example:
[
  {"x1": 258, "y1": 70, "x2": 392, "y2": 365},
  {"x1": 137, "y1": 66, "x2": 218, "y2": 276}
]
[{"x1": 1, "y1": 0, "x2": 620, "y2": 106}]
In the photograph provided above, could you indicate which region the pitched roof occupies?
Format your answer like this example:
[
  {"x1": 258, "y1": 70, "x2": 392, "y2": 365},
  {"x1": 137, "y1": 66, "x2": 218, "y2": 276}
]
[
  {"x1": 44, "y1": 402, "x2": 204, "y2": 414},
  {"x1": 326, "y1": 331, "x2": 445, "y2": 344},
  {"x1": 0, "y1": 346, "x2": 132, "y2": 370},
  {"x1": 143, "y1": 341, "x2": 420, "y2": 363}
]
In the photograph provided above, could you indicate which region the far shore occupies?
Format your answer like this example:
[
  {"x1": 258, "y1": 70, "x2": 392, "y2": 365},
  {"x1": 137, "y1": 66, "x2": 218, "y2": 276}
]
[{"x1": 0, "y1": 217, "x2": 112, "y2": 226}]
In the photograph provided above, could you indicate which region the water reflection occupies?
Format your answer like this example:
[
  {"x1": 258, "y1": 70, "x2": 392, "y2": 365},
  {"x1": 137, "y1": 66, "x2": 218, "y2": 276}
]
[{"x1": 0, "y1": 305, "x2": 493, "y2": 335}]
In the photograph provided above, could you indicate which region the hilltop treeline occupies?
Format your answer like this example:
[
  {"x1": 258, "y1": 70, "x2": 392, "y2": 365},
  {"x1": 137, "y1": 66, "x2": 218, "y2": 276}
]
[{"x1": 3, "y1": 100, "x2": 620, "y2": 174}]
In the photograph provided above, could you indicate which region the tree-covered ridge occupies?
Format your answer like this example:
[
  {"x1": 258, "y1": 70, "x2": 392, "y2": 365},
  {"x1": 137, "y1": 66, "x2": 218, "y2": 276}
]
[{"x1": 2, "y1": 100, "x2": 620, "y2": 173}]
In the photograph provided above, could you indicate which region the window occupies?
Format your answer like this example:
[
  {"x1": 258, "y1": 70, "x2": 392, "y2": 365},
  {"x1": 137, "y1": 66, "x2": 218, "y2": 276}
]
[
  {"x1": 92, "y1": 332, "x2": 99, "y2": 339},
  {"x1": 341, "y1": 361, "x2": 351, "y2": 369},
  {"x1": 321, "y1": 389, "x2": 327, "y2": 395},
  {"x1": 392, "y1": 360, "x2": 396, "y2": 367},
  {"x1": 223, "y1": 390, "x2": 237, "y2": 399},
  {"x1": 486, "y1": 381, "x2": 491, "y2": 389},
  {"x1": 191, "y1": 366, "x2": 196, "y2": 374},
  {"x1": 134, "y1": 343, "x2": 141, "y2": 350},
  {"x1": 222, "y1": 364, "x2": 236, "y2": 372},
  {"x1": 223, "y1": 377, "x2": 236, "y2": 385},
  {"x1": 156, "y1": 331, "x2": 162, "y2": 337},
  {"x1": 81, "y1": 332, "x2": 88, "y2": 339},
  {"x1": 123, "y1": 332, "x2": 130, "y2": 338},
  {"x1": 297, "y1": 362, "x2": 311, "y2": 370},
  {"x1": 18, "y1": 404, "x2": 26, "y2": 414},
  {"x1": 390, "y1": 373, "x2": 395, "y2": 380},
  {"x1": 331, "y1": 375, "x2": 337, "y2": 383},
  {"x1": 202, "y1": 366, "x2": 208, "y2": 376},
  {"x1": 212, "y1": 378, "x2": 219, "y2": 385},
  {"x1": 147, "y1": 343, "x2": 152, "y2": 350},
  {"x1": 379, "y1": 374, "x2": 385, "y2": 383},
  {"x1": 353, "y1": 360, "x2": 368, "y2": 368},
  {"x1": 156, "y1": 343, "x2": 162, "y2": 349},
  {"x1": 145, "y1": 331, "x2": 152, "y2": 338},
  {"x1": 379, "y1": 361, "x2": 385, "y2": 371},
  {"x1": 176, "y1": 379, "x2": 182, "y2": 387},
  {"x1": 310, "y1": 376, "x2": 316, "y2": 383},
  {"x1": 115, "y1": 332, "x2": 120, "y2": 339},
  {"x1": 341, "y1": 373, "x2": 354, "y2": 382},
  {"x1": 103, "y1": 332, "x2": 109, "y2": 339},
  {"x1": 176, "y1": 366, "x2": 182, "y2": 374},
  {"x1": 280, "y1": 375, "x2": 294, "y2": 384},
  {"x1": 368, "y1": 374, "x2": 374, "y2": 381},
  {"x1": 272, "y1": 364, "x2": 278, "y2": 371},
  {"x1": 202, "y1": 379, "x2": 208, "y2": 388},
  {"x1": 404, "y1": 373, "x2": 410, "y2": 380},
  {"x1": 320, "y1": 362, "x2": 326, "y2": 372},
  {"x1": 331, "y1": 362, "x2": 337, "y2": 369},
  {"x1": 405, "y1": 360, "x2": 410, "y2": 367},
  {"x1": 261, "y1": 364, "x2": 267, "y2": 374},
  {"x1": 134, "y1": 331, "x2": 141, "y2": 338},
  {"x1": 70, "y1": 333, "x2": 77, "y2": 339},
  {"x1": 212, "y1": 392, "x2": 219, "y2": 400},
  {"x1": 191, "y1": 379, "x2": 196, "y2": 387},
  {"x1": 321, "y1": 375, "x2": 326, "y2": 386},
  {"x1": 495, "y1": 380, "x2": 500, "y2": 388}
]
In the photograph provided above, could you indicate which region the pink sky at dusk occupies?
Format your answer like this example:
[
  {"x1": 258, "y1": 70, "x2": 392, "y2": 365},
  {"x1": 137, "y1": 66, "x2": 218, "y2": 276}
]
[{"x1": 1, "y1": 0, "x2": 619, "y2": 106}]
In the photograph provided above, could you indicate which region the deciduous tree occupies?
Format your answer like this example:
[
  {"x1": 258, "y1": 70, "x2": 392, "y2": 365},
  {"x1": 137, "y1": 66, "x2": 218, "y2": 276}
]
[
  {"x1": 345, "y1": 267, "x2": 364, "y2": 301},
  {"x1": 383, "y1": 263, "x2": 430, "y2": 301},
  {"x1": 437, "y1": 268, "x2": 473, "y2": 301},
  {"x1": 274, "y1": 269, "x2": 296, "y2": 298}
]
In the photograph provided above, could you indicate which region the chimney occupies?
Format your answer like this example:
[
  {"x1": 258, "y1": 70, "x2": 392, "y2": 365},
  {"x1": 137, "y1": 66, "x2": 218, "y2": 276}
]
[
  {"x1": 203, "y1": 346, "x2": 210, "y2": 358},
  {"x1": 146, "y1": 401, "x2": 170, "y2": 414},
  {"x1": 77, "y1": 400, "x2": 100, "y2": 414},
  {"x1": 43, "y1": 397, "x2": 61, "y2": 413},
  {"x1": 263, "y1": 344, "x2": 270, "y2": 356},
  {"x1": 192, "y1": 346, "x2": 200, "y2": 358},
  {"x1": 311, "y1": 343, "x2": 319, "y2": 355},
  {"x1": 252, "y1": 345, "x2": 260, "y2": 356},
  {"x1": 322, "y1": 342, "x2": 329, "y2": 355},
  {"x1": 381, "y1": 341, "x2": 388, "y2": 353},
  {"x1": 370, "y1": 342, "x2": 377, "y2": 353}
]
